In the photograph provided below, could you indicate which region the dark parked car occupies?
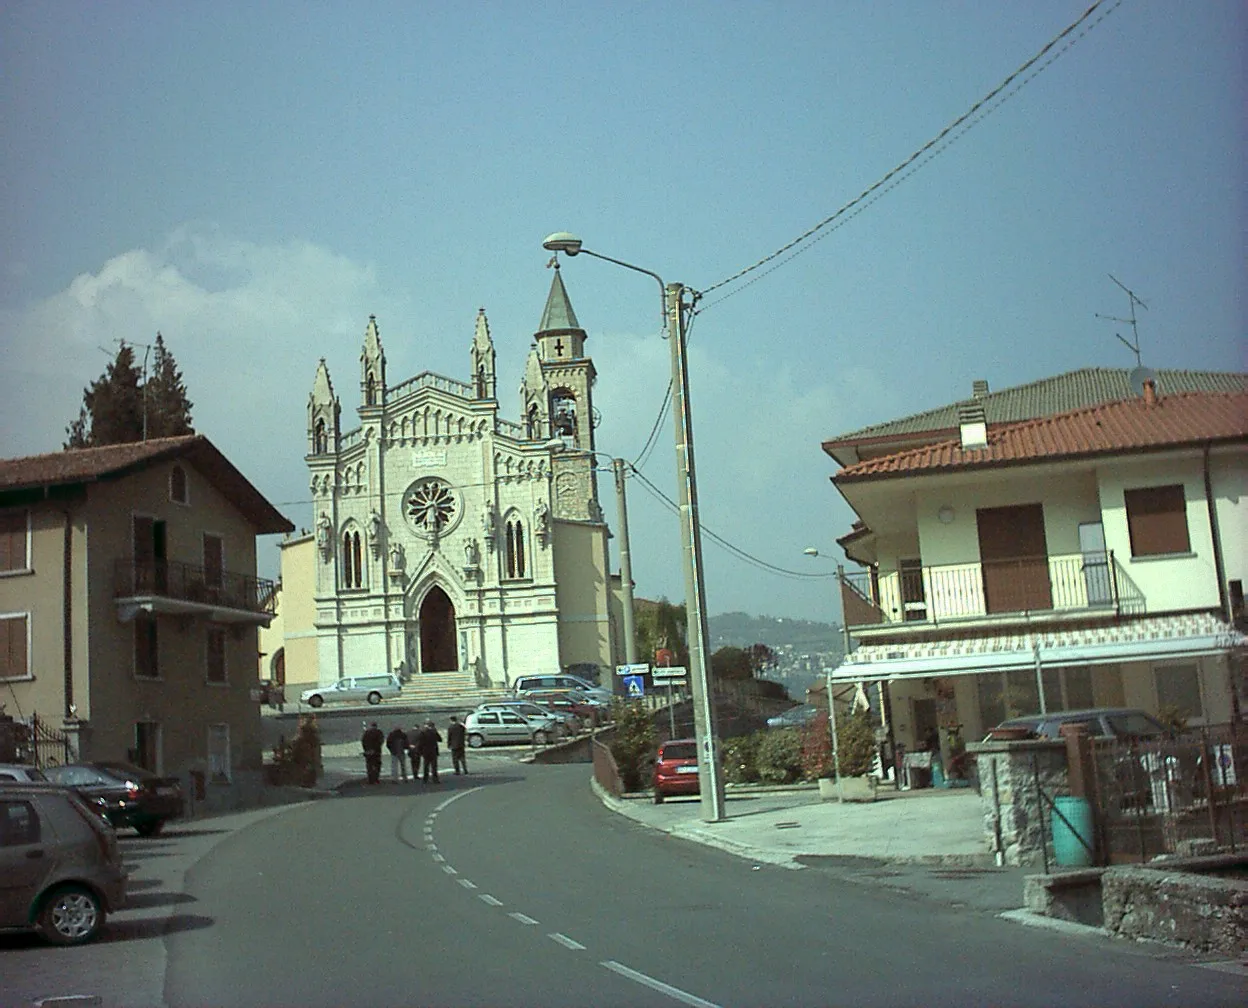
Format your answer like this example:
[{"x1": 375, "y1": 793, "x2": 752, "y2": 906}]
[
  {"x1": 0, "y1": 783, "x2": 126, "y2": 944},
  {"x1": 989, "y1": 708, "x2": 1169, "y2": 741},
  {"x1": 652, "y1": 738, "x2": 701, "y2": 804},
  {"x1": 43, "y1": 762, "x2": 184, "y2": 836}
]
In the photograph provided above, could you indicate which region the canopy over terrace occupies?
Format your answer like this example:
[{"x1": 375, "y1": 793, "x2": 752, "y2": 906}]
[{"x1": 832, "y1": 612, "x2": 1244, "y2": 685}]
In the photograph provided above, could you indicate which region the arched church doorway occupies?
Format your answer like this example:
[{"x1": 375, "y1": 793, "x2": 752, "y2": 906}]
[{"x1": 418, "y1": 586, "x2": 458, "y2": 673}]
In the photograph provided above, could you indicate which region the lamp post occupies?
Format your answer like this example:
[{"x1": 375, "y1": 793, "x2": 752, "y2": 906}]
[{"x1": 543, "y1": 232, "x2": 725, "y2": 822}]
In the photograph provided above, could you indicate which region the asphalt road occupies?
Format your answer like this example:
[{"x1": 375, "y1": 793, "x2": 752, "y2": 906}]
[{"x1": 4, "y1": 763, "x2": 1243, "y2": 1007}]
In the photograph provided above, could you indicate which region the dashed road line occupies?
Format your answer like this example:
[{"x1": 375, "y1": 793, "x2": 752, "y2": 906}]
[
  {"x1": 479, "y1": 894, "x2": 504, "y2": 907},
  {"x1": 508, "y1": 912, "x2": 539, "y2": 925},
  {"x1": 548, "y1": 933, "x2": 585, "y2": 950},
  {"x1": 601, "y1": 961, "x2": 722, "y2": 1008},
  {"x1": 457, "y1": 879, "x2": 477, "y2": 889}
]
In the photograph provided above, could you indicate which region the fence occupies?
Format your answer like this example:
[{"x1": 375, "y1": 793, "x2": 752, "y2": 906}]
[
  {"x1": 13, "y1": 713, "x2": 75, "y2": 768},
  {"x1": 1093, "y1": 724, "x2": 1246, "y2": 863}
]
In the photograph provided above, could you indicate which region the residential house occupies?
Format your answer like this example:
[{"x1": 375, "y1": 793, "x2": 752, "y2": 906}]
[
  {"x1": 0, "y1": 435, "x2": 292, "y2": 805},
  {"x1": 821, "y1": 377, "x2": 1246, "y2": 775}
]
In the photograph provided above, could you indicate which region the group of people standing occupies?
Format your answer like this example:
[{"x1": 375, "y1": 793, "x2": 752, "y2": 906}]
[{"x1": 360, "y1": 716, "x2": 468, "y2": 785}]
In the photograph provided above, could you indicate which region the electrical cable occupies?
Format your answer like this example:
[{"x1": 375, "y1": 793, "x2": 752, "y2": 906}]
[{"x1": 695, "y1": 0, "x2": 1123, "y2": 307}]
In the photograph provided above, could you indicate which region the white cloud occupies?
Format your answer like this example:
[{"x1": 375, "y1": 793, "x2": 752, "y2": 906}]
[{"x1": 0, "y1": 228, "x2": 854, "y2": 620}]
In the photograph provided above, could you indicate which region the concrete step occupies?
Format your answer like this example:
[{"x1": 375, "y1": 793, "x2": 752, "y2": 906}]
[{"x1": 398, "y1": 672, "x2": 506, "y2": 708}]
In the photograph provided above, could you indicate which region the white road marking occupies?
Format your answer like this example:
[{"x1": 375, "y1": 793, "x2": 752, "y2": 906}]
[
  {"x1": 457, "y1": 879, "x2": 477, "y2": 889},
  {"x1": 479, "y1": 894, "x2": 503, "y2": 907},
  {"x1": 508, "y1": 912, "x2": 539, "y2": 925},
  {"x1": 601, "y1": 961, "x2": 722, "y2": 1008},
  {"x1": 431, "y1": 853, "x2": 445, "y2": 862},
  {"x1": 548, "y1": 933, "x2": 586, "y2": 950},
  {"x1": 442, "y1": 865, "x2": 458, "y2": 875}
]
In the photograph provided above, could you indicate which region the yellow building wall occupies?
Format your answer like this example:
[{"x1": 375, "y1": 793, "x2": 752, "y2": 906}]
[{"x1": 551, "y1": 519, "x2": 613, "y2": 676}]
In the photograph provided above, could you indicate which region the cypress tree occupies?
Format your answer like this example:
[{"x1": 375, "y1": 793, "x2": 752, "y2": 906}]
[{"x1": 144, "y1": 332, "x2": 194, "y2": 438}]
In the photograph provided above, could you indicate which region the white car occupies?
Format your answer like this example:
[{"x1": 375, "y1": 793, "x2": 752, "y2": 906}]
[
  {"x1": 464, "y1": 709, "x2": 560, "y2": 748},
  {"x1": 476, "y1": 700, "x2": 578, "y2": 733},
  {"x1": 300, "y1": 674, "x2": 402, "y2": 708}
]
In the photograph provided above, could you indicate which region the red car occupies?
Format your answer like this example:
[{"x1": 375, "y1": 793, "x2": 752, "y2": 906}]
[{"x1": 652, "y1": 738, "x2": 701, "y2": 803}]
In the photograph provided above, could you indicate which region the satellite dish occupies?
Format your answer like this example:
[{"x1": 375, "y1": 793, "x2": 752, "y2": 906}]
[{"x1": 1129, "y1": 365, "x2": 1157, "y2": 397}]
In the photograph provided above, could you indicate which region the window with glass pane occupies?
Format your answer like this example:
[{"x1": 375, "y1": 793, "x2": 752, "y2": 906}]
[
  {"x1": 0, "y1": 509, "x2": 28, "y2": 571},
  {"x1": 0, "y1": 614, "x2": 28, "y2": 679},
  {"x1": 1155, "y1": 664, "x2": 1202, "y2": 720},
  {"x1": 1124, "y1": 485, "x2": 1190, "y2": 556},
  {"x1": 206, "y1": 627, "x2": 226, "y2": 683},
  {"x1": 135, "y1": 615, "x2": 158, "y2": 678}
]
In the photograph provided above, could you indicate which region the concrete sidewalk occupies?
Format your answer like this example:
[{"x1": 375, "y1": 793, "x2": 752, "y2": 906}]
[{"x1": 595, "y1": 781, "x2": 1033, "y2": 913}]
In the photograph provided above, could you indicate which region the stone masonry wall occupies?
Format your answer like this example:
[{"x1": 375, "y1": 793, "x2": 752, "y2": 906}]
[
  {"x1": 1102, "y1": 864, "x2": 1248, "y2": 957},
  {"x1": 970, "y1": 739, "x2": 1069, "y2": 867}
]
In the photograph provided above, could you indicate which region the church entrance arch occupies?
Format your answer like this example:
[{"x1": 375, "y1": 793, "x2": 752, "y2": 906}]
[{"x1": 417, "y1": 585, "x2": 458, "y2": 673}]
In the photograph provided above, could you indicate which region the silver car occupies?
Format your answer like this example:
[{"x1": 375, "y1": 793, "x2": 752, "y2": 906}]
[
  {"x1": 0, "y1": 783, "x2": 126, "y2": 944},
  {"x1": 300, "y1": 674, "x2": 402, "y2": 708},
  {"x1": 464, "y1": 709, "x2": 559, "y2": 747},
  {"x1": 476, "y1": 700, "x2": 578, "y2": 734}
]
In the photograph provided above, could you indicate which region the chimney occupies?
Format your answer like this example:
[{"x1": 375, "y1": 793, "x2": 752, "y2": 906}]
[
  {"x1": 958, "y1": 402, "x2": 988, "y2": 449},
  {"x1": 1142, "y1": 377, "x2": 1159, "y2": 406},
  {"x1": 972, "y1": 379, "x2": 989, "y2": 399}
]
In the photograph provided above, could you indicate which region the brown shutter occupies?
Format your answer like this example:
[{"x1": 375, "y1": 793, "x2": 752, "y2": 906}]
[{"x1": 1124, "y1": 485, "x2": 1190, "y2": 556}]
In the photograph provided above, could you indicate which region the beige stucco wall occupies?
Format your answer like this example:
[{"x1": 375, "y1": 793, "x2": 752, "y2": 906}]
[
  {"x1": 552, "y1": 519, "x2": 613, "y2": 677},
  {"x1": 258, "y1": 533, "x2": 320, "y2": 690}
]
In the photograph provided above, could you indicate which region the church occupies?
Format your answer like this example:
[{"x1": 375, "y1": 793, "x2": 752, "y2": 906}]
[{"x1": 304, "y1": 268, "x2": 620, "y2": 692}]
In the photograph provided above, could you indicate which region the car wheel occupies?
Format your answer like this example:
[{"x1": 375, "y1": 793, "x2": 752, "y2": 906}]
[
  {"x1": 367, "y1": 691, "x2": 382, "y2": 705},
  {"x1": 134, "y1": 818, "x2": 164, "y2": 837},
  {"x1": 653, "y1": 792, "x2": 664, "y2": 804},
  {"x1": 36, "y1": 885, "x2": 104, "y2": 945},
  {"x1": 308, "y1": 695, "x2": 324, "y2": 708},
  {"x1": 534, "y1": 730, "x2": 550, "y2": 745},
  {"x1": 467, "y1": 733, "x2": 485, "y2": 749}
]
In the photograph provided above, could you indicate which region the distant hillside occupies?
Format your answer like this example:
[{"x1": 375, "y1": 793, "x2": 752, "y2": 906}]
[{"x1": 709, "y1": 612, "x2": 842, "y2": 653}]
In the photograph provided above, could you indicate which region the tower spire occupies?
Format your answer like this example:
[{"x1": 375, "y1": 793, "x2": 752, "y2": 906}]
[
  {"x1": 470, "y1": 307, "x2": 497, "y2": 400},
  {"x1": 360, "y1": 314, "x2": 386, "y2": 408}
]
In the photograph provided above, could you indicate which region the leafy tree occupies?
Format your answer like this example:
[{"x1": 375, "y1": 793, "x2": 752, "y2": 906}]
[
  {"x1": 64, "y1": 342, "x2": 144, "y2": 448},
  {"x1": 634, "y1": 598, "x2": 688, "y2": 669},
  {"x1": 711, "y1": 646, "x2": 752, "y2": 681},
  {"x1": 64, "y1": 336, "x2": 194, "y2": 448},
  {"x1": 144, "y1": 333, "x2": 194, "y2": 438},
  {"x1": 607, "y1": 699, "x2": 656, "y2": 792},
  {"x1": 745, "y1": 643, "x2": 779, "y2": 677}
]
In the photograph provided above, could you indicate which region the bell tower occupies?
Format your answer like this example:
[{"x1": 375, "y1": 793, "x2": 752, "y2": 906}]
[{"x1": 524, "y1": 264, "x2": 596, "y2": 452}]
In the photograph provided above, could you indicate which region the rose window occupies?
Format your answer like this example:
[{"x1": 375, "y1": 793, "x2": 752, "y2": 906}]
[{"x1": 403, "y1": 479, "x2": 460, "y2": 536}]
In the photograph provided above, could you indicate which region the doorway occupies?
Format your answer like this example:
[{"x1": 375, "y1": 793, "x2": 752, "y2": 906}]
[
  {"x1": 976, "y1": 504, "x2": 1052, "y2": 614},
  {"x1": 418, "y1": 586, "x2": 458, "y2": 673}
]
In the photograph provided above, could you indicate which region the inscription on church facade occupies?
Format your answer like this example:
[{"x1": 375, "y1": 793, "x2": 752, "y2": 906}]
[{"x1": 413, "y1": 449, "x2": 448, "y2": 468}]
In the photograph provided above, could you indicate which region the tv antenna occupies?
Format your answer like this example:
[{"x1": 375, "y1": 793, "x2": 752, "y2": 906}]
[{"x1": 1095, "y1": 274, "x2": 1148, "y2": 367}]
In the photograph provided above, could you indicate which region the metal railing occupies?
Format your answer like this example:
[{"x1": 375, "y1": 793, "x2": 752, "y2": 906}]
[
  {"x1": 840, "y1": 551, "x2": 1142, "y2": 629},
  {"x1": 114, "y1": 558, "x2": 278, "y2": 617}
]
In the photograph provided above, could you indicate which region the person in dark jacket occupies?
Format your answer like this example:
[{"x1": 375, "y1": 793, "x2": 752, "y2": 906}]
[
  {"x1": 407, "y1": 726, "x2": 421, "y2": 781},
  {"x1": 361, "y1": 721, "x2": 384, "y2": 785},
  {"x1": 386, "y1": 725, "x2": 409, "y2": 782},
  {"x1": 447, "y1": 715, "x2": 468, "y2": 775},
  {"x1": 415, "y1": 720, "x2": 442, "y2": 783}
]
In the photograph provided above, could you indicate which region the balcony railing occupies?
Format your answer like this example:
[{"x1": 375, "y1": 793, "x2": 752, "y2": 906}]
[
  {"x1": 840, "y1": 551, "x2": 1144, "y2": 630},
  {"x1": 114, "y1": 559, "x2": 278, "y2": 618}
]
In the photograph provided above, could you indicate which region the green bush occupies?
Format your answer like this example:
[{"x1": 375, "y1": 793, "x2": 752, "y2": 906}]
[
  {"x1": 608, "y1": 699, "x2": 656, "y2": 792},
  {"x1": 721, "y1": 734, "x2": 760, "y2": 784},
  {"x1": 755, "y1": 727, "x2": 804, "y2": 784}
]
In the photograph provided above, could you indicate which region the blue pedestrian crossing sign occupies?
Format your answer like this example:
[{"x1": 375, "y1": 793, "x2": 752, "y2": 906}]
[{"x1": 623, "y1": 674, "x2": 645, "y2": 698}]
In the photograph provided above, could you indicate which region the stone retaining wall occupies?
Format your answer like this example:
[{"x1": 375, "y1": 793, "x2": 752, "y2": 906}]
[{"x1": 1101, "y1": 862, "x2": 1248, "y2": 957}]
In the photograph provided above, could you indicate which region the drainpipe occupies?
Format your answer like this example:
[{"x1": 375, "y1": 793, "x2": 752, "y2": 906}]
[
  {"x1": 1203, "y1": 442, "x2": 1229, "y2": 621},
  {"x1": 62, "y1": 509, "x2": 73, "y2": 718}
]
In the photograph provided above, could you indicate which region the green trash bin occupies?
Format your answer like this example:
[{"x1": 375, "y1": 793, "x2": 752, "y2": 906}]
[{"x1": 1052, "y1": 795, "x2": 1094, "y2": 867}]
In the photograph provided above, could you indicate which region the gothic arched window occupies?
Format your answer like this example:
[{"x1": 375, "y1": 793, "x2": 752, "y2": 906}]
[
  {"x1": 526, "y1": 402, "x2": 540, "y2": 440},
  {"x1": 550, "y1": 389, "x2": 576, "y2": 442},
  {"x1": 342, "y1": 529, "x2": 363, "y2": 589},
  {"x1": 505, "y1": 518, "x2": 526, "y2": 579},
  {"x1": 475, "y1": 364, "x2": 487, "y2": 399},
  {"x1": 314, "y1": 418, "x2": 328, "y2": 454},
  {"x1": 365, "y1": 374, "x2": 377, "y2": 406}
]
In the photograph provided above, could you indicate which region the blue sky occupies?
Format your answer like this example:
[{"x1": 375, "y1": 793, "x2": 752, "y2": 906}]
[{"x1": 1, "y1": 1, "x2": 1243, "y2": 624}]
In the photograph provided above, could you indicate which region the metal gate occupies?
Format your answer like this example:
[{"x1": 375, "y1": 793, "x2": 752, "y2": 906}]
[{"x1": 14, "y1": 713, "x2": 74, "y2": 768}]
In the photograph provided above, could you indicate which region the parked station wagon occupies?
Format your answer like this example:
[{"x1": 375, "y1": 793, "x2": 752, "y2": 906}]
[{"x1": 300, "y1": 674, "x2": 402, "y2": 708}]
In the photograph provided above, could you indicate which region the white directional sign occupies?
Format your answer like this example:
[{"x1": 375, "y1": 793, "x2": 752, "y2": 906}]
[
  {"x1": 616, "y1": 663, "x2": 651, "y2": 677},
  {"x1": 650, "y1": 665, "x2": 687, "y2": 679}
]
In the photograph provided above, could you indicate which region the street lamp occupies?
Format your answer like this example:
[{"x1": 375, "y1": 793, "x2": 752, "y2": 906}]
[{"x1": 543, "y1": 232, "x2": 726, "y2": 822}]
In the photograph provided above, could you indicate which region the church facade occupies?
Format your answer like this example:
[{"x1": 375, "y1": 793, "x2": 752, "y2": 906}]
[{"x1": 305, "y1": 269, "x2": 619, "y2": 691}]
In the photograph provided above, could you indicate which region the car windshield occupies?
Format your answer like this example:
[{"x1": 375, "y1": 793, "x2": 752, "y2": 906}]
[
  {"x1": 1107, "y1": 713, "x2": 1165, "y2": 736},
  {"x1": 661, "y1": 743, "x2": 697, "y2": 761},
  {"x1": 96, "y1": 761, "x2": 154, "y2": 780}
]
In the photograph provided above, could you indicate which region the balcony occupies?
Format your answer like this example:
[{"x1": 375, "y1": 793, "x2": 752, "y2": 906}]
[
  {"x1": 841, "y1": 551, "x2": 1144, "y2": 633},
  {"x1": 114, "y1": 559, "x2": 278, "y2": 625}
]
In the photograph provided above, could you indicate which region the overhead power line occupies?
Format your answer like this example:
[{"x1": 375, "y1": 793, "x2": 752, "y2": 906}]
[{"x1": 696, "y1": 0, "x2": 1124, "y2": 307}]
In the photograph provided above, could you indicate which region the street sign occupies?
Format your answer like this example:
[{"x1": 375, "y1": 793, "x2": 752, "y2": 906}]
[
  {"x1": 616, "y1": 663, "x2": 650, "y2": 677},
  {"x1": 622, "y1": 674, "x2": 645, "y2": 698},
  {"x1": 651, "y1": 665, "x2": 687, "y2": 680},
  {"x1": 655, "y1": 678, "x2": 687, "y2": 688}
]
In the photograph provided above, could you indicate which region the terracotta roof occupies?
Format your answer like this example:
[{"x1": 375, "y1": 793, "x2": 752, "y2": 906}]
[
  {"x1": 824, "y1": 367, "x2": 1248, "y2": 450},
  {"x1": 836, "y1": 390, "x2": 1248, "y2": 482},
  {"x1": 0, "y1": 435, "x2": 294, "y2": 534}
]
